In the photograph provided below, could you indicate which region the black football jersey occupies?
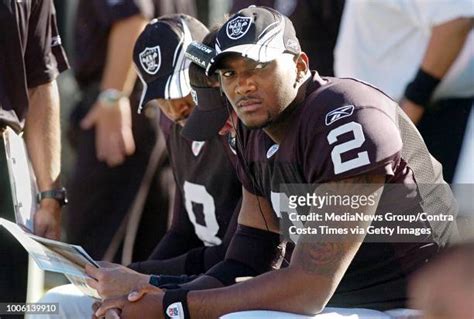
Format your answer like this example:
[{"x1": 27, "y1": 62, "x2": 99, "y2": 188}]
[
  {"x1": 74, "y1": 0, "x2": 156, "y2": 87},
  {"x1": 160, "y1": 113, "x2": 242, "y2": 248},
  {"x1": 0, "y1": 0, "x2": 68, "y2": 131},
  {"x1": 234, "y1": 72, "x2": 458, "y2": 309}
]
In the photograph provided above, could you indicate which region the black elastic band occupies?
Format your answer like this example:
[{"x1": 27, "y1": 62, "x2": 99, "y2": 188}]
[
  {"x1": 206, "y1": 259, "x2": 257, "y2": 286},
  {"x1": 163, "y1": 289, "x2": 190, "y2": 319},
  {"x1": 149, "y1": 274, "x2": 198, "y2": 288},
  {"x1": 404, "y1": 68, "x2": 441, "y2": 108},
  {"x1": 149, "y1": 275, "x2": 161, "y2": 287}
]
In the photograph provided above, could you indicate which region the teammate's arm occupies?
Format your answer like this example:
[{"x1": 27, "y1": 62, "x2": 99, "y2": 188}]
[
  {"x1": 80, "y1": 14, "x2": 148, "y2": 166},
  {"x1": 178, "y1": 187, "x2": 280, "y2": 290},
  {"x1": 185, "y1": 174, "x2": 384, "y2": 317},
  {"x1": 25, "y1": 80, "x2": 62, "y2": 240},
  {"x1": 24, "y1": 0, "x2": 66, "y2": 240},
  {"x1": 402, "y1": 16, "x2": 474, "y2": 124},
  {"x1": 130, "y1": 198, "x2": 240, "y2": 277},
  {"x1": 96, "y1": 177, "x2": 384, "y2": 317},
  {"x1": 129, "y1": 190, "x2": 203, "y2": 274}
]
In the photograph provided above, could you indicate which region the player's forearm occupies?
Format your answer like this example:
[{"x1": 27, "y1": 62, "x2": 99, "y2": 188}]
[
  {"x1": 129, "y1": 256, "x2": 187, "y2": 275},
  {"x1": 147, "y1": 230, "x2": 200, "y2": 260},
  {"x1": 188, "y1": 267, "x2": 326, "y2": 318},
  {"x1": 101, "y1": 15, "x2": 148, "y2": 93},
  {"x1": 421, "y1": 17, "x2": 473, "y2": 78},
  {"x1": 25, "y1": 81, "x2": 61, "y2": 191}
]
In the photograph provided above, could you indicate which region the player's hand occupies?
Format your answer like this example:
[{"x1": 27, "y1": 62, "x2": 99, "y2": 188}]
[
  {"x1": 95, "y1": 289, "x2": 164, "y2": 319},
  {"x1": 91, "y1": 301, "x2": 121, "y2": 319},
  {"x1": 34, "y1": 198, "x2": 61, "y2": 240},
  {"x1": 85, "y1": 262, "x2": 151, "y2": 299},
  {"x1": 127, "y1": 284, "x2": 162, "y2": 302},
  {"x1": 400, "y1": 99, "x2": 424, "y2": 125},
  {"x1": 80, "y1": 98, "x2": 135, "y2": 167}
]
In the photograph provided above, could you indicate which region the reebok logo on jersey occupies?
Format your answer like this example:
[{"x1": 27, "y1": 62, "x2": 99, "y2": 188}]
[
  {"x1": 226, "y1": 16, "x2": 252, "y2": 40},
  {"x1": 166, "y1": 302, "x2": 184, "y2": 319},
  {"x1": 267, "y1": 144, "x2": 279, "y2": 158},
  {"x1": 192, "y1": 141, "x2": 205, "y2": 156},
  {"x1": 325, "y1": 105, "x2": 354, "y2": 126},
  {"x1": 139, "y1": 46, "x2": 161, "y2": 75}
]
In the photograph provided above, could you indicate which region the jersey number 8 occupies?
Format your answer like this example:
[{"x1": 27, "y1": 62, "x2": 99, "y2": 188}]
[{"x1": 183, "y1": 181, "x2": 222, "y2": 246}]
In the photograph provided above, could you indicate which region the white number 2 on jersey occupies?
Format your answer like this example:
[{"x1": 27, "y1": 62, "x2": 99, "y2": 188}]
[
  {"x1": 183, "y1": 181, "x2": 222, "y2": 246},
  {"x1": 327, "y1": 121, "x2": 370, "y2": 174}
]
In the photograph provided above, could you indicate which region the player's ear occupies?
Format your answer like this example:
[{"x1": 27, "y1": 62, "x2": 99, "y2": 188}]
[
  {"x1": 295, "y1": 52, "x2": 309, "y2": 77},
  {"x1": 292, "y1": 53, "x2": 309, "y2": 88}
]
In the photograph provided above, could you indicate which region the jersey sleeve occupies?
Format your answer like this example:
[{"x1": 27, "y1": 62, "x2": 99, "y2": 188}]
[
  {"x1": 301, "y1": 80, "x2": 403, "y2": 182},
  {"x1": 25, "y1": 0, "x2": 69, "y2": 88},
  {"x1": 91, "y1": 0, "x2": 154, "y2": 26},
  {"x1": 200, "y1": 197, "x2": 241, "y2": 271},
  {"x1": 234, "y1": 157, "x2": 261, "y2": 196},
  {"x1": 128, "y1": 198, "x2": 242, "y2": 276},
  {"x1": 158, "y1": 111, "x2": 174, "y2": 141},
  {"x1": 234, "y1": 123, "x2": 265, "y2": 196},
  {"x1": 147, "y1": 189, "x2": 202, "y2": 260},
  {"x1": 411, "y1": 0, "x2": 474, "y2": 27}
]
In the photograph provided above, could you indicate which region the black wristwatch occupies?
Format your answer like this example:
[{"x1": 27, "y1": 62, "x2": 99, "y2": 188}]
[{"x1": 37, "y1": 187, "x2": 68, "y2": 207}]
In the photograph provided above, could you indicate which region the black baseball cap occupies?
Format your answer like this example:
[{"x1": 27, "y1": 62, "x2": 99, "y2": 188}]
[
  {"x1": 181, "y1": 85, "x2": 229, "y2": 141},
  {"x1": 207, "y1": 6, "x2": 301, "y2": 76},
  {"x1": 182, "y1": 31, "x2": 230, "y2": 141},
  {"x1": 133, "y1": 14, "x2": 208, "y2": 112}
]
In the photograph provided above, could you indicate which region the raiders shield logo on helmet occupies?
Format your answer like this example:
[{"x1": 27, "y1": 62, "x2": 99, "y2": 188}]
[
  {"x1": 226, "y1": 16, "x2": 252, "y2": 40},
  {"x1": 139, "y1": 46, "x2": 161, "y2": 75}
]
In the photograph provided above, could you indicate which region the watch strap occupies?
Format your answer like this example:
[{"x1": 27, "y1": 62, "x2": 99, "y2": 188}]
[{"x1": 37, "y1": 187, "x2": 68, "y2": 206}]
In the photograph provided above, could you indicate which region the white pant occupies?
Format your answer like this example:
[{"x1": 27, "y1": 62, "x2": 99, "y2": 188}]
[
  {"x1": 220, "y1": 309, "x2": 422, "y2": 319},
  {"x1": 27, "y1": 284, "x2": 422, "y2": 319},
  {"x1": 26, "y1": 284, "x2": 94, "y2": 319}
]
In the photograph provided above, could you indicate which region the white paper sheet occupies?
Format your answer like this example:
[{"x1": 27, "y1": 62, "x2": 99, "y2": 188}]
[
  {"x1": 2, "y1": 127, "x2": 37, "y2": 231},
  {"x1": 0, "y1": 218, "x2": 100, "y2": 299}
]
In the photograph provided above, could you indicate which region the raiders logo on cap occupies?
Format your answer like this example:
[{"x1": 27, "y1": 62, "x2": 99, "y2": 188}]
[
  {"x1": 139, "y1": 46, "x2": 161, "y2": 75},
  {"x1": 226, "y1": 16, "x2": 253, "y2": 40}
]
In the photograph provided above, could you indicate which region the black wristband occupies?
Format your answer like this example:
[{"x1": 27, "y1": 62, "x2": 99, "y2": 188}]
[
  {"x1": 149, "y1": 275, "x2": 161, "y2": 287},
  {"x1": 404, "y1": 68, "x2": 441, "y2": 108},
  {"x1": 163, "y1": 288, "x2": 190, "y2": 319},
  {"x1": 150, "y1": 274, "x2": 198, "y2": 288}
]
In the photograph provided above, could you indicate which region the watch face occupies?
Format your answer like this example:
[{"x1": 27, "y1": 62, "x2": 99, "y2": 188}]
[{"x1": 98, "y1": 89, "x2": 125, "y2": 105}]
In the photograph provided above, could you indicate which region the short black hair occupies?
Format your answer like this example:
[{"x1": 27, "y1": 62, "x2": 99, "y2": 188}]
[{"x1": 189, "y1": 26, "x2": 220, "y2": 88}]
